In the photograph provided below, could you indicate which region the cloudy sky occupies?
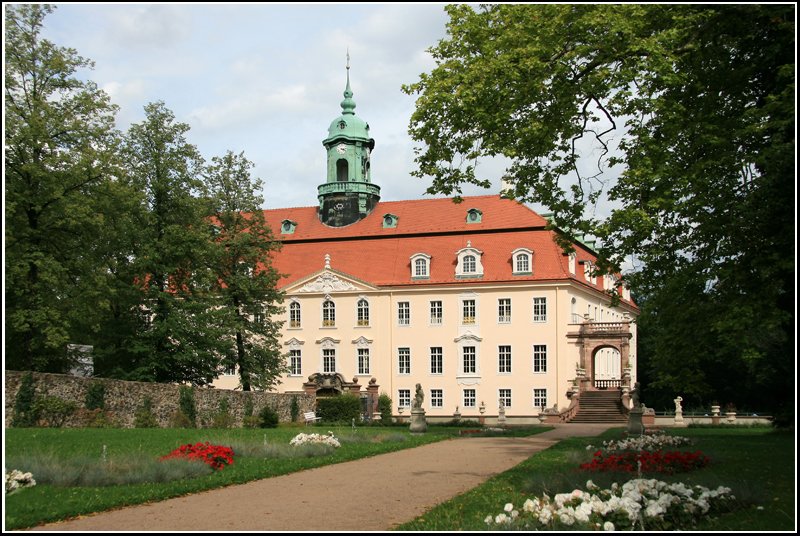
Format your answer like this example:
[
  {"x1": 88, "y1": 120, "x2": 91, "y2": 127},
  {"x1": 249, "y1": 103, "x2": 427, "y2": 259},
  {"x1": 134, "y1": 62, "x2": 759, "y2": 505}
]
[{"x1": 34, "y1": 3, "x2": 517, "y2": 210}]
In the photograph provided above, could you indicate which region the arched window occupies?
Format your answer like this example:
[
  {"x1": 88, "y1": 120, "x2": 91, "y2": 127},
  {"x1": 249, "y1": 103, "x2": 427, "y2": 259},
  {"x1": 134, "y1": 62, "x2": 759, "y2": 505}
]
[
  {"x1": 336, "y1": 159, "x2": 348, "y2": 181},
  {"x1": 357, "y1": 298, "x2": 369, "y2": 326},
  {"x1": 463, "y1": 255, "x2": 476, "y2": 273},
  {"x1": 322, "y1": 299, "x2": 336, "y2": 327},
  {"x1": 289, "y1": 301, "x2": 301, "y2": 328},
  {"x1": 512, "y1": 248, "x2": 533, "y2": 275},
  {"x1": 415, "y1": 258, "x2": 427, "y2": 277}
]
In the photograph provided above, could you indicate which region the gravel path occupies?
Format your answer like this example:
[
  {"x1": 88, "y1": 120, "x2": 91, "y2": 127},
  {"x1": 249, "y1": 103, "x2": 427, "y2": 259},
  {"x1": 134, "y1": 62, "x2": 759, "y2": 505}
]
[{"x1": 32, "y1": 424, "x2": 613, "y2": 532}]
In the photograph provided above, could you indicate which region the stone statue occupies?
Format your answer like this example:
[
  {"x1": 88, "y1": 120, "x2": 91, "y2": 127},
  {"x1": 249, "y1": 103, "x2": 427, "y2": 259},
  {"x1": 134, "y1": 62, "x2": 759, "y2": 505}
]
[
  {"x1": 674, "y1": 396, "x2": 683, "y2": 413},
  {"x1": 413, "y1": 383, "x2": 424, "y2": 410},
  {"x1": 631, "y1": 382, "x2": 641, "y2": 408}
]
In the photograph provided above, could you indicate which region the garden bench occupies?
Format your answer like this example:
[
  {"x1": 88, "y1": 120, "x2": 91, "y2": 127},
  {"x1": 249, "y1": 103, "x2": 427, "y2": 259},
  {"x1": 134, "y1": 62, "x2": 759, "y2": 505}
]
[{"x1": 304, "y1": 411, "x2": 321, "y2": 425}]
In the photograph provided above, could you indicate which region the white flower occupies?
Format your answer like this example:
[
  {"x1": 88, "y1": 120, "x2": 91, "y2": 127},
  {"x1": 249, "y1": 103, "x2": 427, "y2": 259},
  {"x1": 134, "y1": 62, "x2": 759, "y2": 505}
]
[
  {"x1": 523, "y1": 498, "x2": 536, "y2": 513},
  {"x1": 484, "y1": 515, "x2": 493, "y2": 525},
  {"x1": 5, "y1": 470, "x2": 35, "y2": 495},
  {"x1": 604, "y1": 521, "x2": 615, "y2": 531},
  {"x1": 495, "y1": 513, "x2": 509, "y2": 524},
  {"x1": 559, "y1": 512, "x2": 575, "y2": 525},
  {"x1": 586, "y1": 479, "x2": 599, "y2": 490},
  {"x1": 504, "y1": 502, "x2": 514, "y2": 513},
  {"x1": 538, "y1": 508, "x2": 552, "y2": 525}
]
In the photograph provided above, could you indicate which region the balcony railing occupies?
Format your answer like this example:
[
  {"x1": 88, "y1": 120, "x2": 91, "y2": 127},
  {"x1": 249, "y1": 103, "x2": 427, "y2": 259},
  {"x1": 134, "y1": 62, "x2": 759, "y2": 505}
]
[
  {"x1": 594, "y1": 379, "x2": 622, "y2": 389},
  {"x1": 581, "y1": 322, "x2": 629, "y2": 335}
]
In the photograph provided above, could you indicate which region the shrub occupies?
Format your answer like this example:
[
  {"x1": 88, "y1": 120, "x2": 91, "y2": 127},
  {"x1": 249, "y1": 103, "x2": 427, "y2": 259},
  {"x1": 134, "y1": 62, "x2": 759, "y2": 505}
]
[
  {"x1": 133, "y1": 397, "x2": 159, "y2": 428},
  {"x1": 258, "y1": 405, "x2": 279, "y2": 428},
  {"x1": 243, "y1": 396, "x2": 254, "y2": 417},
  {"x1": 178, "y1": 386, "x2": 197, "y2": 427},
  {"x1": 317, "y1": 394, "x2": 362, "y2": 423},
  {"x1": 212, "y1": 398, "x2": 234, "y2": 428},
  {"x1": 170, "y1": 410, "x2": 195, "y2": 429},
  {"x1": 12, "y1": 373, "x2": 37, "y2": 427},
  {"x1": 32, "y1": 396, "x2": 77, "y2": 427},
  {"x1": 242, "y1": 415, "x2": 261, "y2": 428},
  {"x1": 290, "y1": 396, "x2": 300, "y2": 423},
  {"x1": 76, "y1": 408, "x2": 117, "y2": 428},
  {"x1": 84, "y1": 382, "x2": 106, "y2": 411},
  {"x1": 378, "y1": 393, "x2": 393, "y2": 424}
]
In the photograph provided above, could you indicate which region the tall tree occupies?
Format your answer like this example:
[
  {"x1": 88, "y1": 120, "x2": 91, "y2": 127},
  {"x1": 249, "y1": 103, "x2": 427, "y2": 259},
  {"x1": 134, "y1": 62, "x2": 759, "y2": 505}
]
[
  {"x1": 404, "y1": 5, "x2": 794, "y2": 418},
  {"x1": 119, "y1": 101, "x2": 225, "y2": 385},
  {"x1": 205, "y1": 151, "x2": 286, "y2": 391},
  {"x1": 5, "y1": 4, "x2": 120, "y2": 372}
]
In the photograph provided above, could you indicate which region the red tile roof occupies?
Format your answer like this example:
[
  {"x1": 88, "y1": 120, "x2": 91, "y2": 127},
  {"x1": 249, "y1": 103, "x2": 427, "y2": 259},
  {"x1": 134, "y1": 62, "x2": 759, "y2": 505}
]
[{"x1": 260, "y1": 195, "x2": 635, "y2": 307}]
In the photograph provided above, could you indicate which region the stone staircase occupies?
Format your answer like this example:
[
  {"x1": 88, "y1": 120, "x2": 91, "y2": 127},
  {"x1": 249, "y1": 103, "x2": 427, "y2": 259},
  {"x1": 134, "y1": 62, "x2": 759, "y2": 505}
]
[{"x1": 569, "y1": 389, "x2": 628, "y2": 423}]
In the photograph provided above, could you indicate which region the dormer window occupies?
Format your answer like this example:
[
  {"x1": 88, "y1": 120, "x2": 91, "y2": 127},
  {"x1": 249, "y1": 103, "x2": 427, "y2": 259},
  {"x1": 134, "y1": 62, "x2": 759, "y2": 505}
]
[
  {"x1": 466, "y1": 208, "x2": 482, "y2": 224},
  {"x1": 382, "y1": 213, "x2": 398, "y2": 229},
  {"x1": 511, "y1": 248, "x2": 533, "y2": 275},
  {"x1": 410, "y1": 253, "x2": 431, "y2": 279},
  {"x1": 281, "y1": 219, "x2": 297, "y2": 234},
  {"x1": 456, "y1": 241, "x2": 484, "y2": 278},
  {"x1": 568, "y1": 252, "x2": 576, "y2": 275},
  {"x1": 582, "y1": 260, "x2": 597, "y2": 284}
]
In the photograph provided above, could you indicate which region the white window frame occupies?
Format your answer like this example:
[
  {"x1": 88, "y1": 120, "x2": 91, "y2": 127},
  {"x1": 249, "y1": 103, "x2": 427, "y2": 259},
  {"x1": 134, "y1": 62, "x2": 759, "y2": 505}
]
[
  {"x1": 533, "y1": 345, "x2": 547, "y2": 373},
  {"x1": 462, "y1": 298, "x2": 477, "y2": 325},
  {"x1": 398, "y1": 389, "x2": 411, "y2": 408},
  {"x1": 498, "y1": 298, "x2": 511, "y2": 324},
  {"x1": 499, "y1": 388, "x2": 512, "y2": 408},
  {"x1": 430, "y1": 389, "x2": 443, "y2": 408},
  {"x1": 498, "y1": 345, "x2": 512, "y2": 374},
  {"x1": 463, "y1": 389, "x2": 476, "y2": 408},
  {"x1": 289, "y1": 300, "x2": 301, "y2": 328},
  {"x1": 322, "y1": 348, "x2": 336, "y2": 373},
  {"x1": 511, "y1": 247, "x2": 533, "y2": 275},
  {"x1": 455, "y1": 242, "x2": 484, "y2": 278},
  {"x1": 533, "y1": 297, "x2": 547, "y2": 322},
  {"x1": 430, "y1": 347, "x2": 443, "y2": 375},
  {"x1": 322, "y1": 298, "x2": 336, "y2": 327},
  {"x1": 398, "y1": 347, "x2": 411, "y2": 375},
  {"x1": 356, "y1": 297, "x2": 370, "y2": 327},
  {"x1": 430, "y1": 300, "x2": 443, "y2": 325},
  {"x1": 357, "y1": 347, "x2": 370, "y2": 375},
  {"x1": 462, "y1": 346, "x2": 477, "y2": 374},
  {"x1": 410, "y1": 253, "x2": 431, "y2": 279},
  {"x1": 398, "y1": 301, "x2": 411, "y2": 326},
  {"x1": 533, "y1": 388, "x2": 548, "y2": 410},
  {"x1": 289, "y1": 349, "x2": 302, "y2": 376}
]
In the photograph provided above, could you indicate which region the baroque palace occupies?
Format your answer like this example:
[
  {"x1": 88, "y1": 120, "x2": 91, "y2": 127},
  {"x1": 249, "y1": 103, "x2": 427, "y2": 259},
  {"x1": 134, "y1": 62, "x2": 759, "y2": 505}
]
[{"x1": 214, "y1": 67, "x2": 638, "y2": 423}]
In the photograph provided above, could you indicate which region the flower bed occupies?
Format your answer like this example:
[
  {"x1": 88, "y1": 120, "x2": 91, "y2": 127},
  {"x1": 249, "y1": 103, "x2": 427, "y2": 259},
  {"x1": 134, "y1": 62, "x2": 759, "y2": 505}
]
[
  {"x1": 586, "y1": 432, "x2": 691, "y2": 453},
  {"x1": 160, "y1": 442, "x2": 234, "y2": 470},
  {"x1": 5, "y1": 470, "x2": 36, "y2": 494},
  {"x1": 289, "y1": 431, "x2": 341, "y2": 448},
  {"x1": 484, "y1": 478, "x2": 735, "y2": 531},
  {"x1": 581, "y1": 449, "x2": 710, "y2": 474}
]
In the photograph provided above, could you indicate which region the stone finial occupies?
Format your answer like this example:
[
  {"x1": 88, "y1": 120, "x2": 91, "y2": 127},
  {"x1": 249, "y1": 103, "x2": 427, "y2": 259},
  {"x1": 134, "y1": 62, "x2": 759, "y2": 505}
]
[
  {"x1": 324, "y1": 253, "x2": 331, "y2": 269},
  {"x1": 467, "y1": 240, "x2": 472, "y2": 248}
]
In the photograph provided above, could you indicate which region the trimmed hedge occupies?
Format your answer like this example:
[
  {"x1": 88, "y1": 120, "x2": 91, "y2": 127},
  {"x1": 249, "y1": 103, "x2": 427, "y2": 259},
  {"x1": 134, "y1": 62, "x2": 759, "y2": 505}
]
[{"x1": 317, "y1": 394, "x2": 361, "y2": 423}]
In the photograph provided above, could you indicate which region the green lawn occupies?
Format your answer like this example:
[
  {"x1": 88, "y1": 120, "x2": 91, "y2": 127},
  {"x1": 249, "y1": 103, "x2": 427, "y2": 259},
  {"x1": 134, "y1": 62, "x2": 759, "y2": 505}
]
[
  {"x1": 396, "y1": 426, "x2": 795, "y2": 531},
  {"x1": 4, "y1": 424, "x2": 549, "y2": 529}
]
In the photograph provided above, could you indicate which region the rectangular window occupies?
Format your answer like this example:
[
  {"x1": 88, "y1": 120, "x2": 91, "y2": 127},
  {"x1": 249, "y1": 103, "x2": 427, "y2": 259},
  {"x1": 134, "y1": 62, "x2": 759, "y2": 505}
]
[
  {"x1": 516, "y1": 254, "x2": 530, "y2": 273},
  {"x1": 357, "y1": 300, "x2": 369, "y2": 327},
  {"x1": 289, "y1": 349, "x2": 302, "y2": 376},
  {"x1": 398, "y1": 302, "x2": 410, "y2": 326},
  {"x1": 533, "y1": 297, "x2": 547, "y2": 322},
  {"x1": 533, "y1": 388, "x2": 548, "y2": 409},
  {"x1": 533, "y1": 345, "x2": 547, "y2": 373},
  {"x1": 357, "y1": 348, "x2": 370, "y2": 375},
  {"x1": 398, "y1": 347, "x2": 411, "y2": 375},
  {"x1": 430, "y1": 300, "x2": 443, "y2": 325},
  {"x1": 399, "y1": 389, "x2": 411, "y2": 408},
  {"x1": 323, "y1": 348, "x2": 336, "y2": 373},
  {"x1": 462, "y1": 346, "x2": 476, "y2": 374},
  {"x1": 463, "y1": 388, "x2": 476, "y2": 408},
  {"x1": 499, "y1": 388, "x2": 512, "y2": 408},
  {"x1": 462, "y1": 299, "x2": 476, "y2": 325},
  {"x1": 253, "y1": 310, "x2": 265, "y2": 325},
  {"x1": 498, "y1": 345, "x2": 512, "y2": 374},
  {"x1": 498, "y1": 298, "x2": 511, "y2": 323},
  {"x1": 223, "y1": 363, "x2": 236, "y2": 376},
  {"x1": 430, "y1": 347, "x2": 443, "y2": 374},
  {"x1": 430, "y1": 389, "x2": 443, "y2": 408}
]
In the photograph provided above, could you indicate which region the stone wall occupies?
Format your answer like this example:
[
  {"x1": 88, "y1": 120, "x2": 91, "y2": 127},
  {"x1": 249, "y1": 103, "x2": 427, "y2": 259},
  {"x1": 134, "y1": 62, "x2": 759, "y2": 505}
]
[{"x1": 4, "y1": 371, "x2": 315, "y2": 428}]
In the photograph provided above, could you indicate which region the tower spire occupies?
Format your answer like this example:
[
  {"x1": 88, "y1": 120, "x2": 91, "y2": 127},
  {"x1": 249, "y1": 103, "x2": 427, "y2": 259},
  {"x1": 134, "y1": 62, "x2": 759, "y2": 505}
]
[{"x1": 341, "y1": 49, "x2": 356, "y2": 115}]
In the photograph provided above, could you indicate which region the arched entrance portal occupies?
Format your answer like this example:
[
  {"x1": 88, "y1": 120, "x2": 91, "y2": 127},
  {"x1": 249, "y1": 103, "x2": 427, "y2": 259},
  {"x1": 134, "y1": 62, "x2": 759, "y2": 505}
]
[
  {"x1": 593, "y1": 346, "x2": 622, "y2": 389},
  {"x1": 567, "y1": 321, "x2": 633, "y2": 392}
]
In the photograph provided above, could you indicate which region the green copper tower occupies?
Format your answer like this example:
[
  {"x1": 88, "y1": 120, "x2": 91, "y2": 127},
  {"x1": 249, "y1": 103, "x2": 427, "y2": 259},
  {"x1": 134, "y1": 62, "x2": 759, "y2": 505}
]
[{"x1": 318, "y1": 54, "x2": 380, "y2": 227}]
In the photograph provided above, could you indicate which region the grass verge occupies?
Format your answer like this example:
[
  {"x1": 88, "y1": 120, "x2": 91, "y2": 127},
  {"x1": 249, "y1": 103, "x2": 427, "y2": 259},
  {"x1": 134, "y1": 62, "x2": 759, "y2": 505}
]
[{"x1": 395, "y1": 426, "x2": 794, "y2": 531}]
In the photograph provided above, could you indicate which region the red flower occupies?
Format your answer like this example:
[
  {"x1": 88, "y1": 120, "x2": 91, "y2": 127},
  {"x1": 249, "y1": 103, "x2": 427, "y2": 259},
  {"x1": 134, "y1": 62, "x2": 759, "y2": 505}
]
[
  {"x1": 579, "y1": 449, "x2": 710, "y2": 474},
  {"x1": 161, "y1": 442, "x2": 235, "y2": 470}
]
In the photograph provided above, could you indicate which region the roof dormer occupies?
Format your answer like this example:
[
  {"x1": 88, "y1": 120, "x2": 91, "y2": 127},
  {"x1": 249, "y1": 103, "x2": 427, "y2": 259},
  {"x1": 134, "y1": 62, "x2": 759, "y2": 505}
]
[
  {"x1": 466, "y1": 208, "x2": 482, "y2": 224},
  {"x1": 456, "y1": 241, "x2": 483, "y2": 278},
  {"x1": 511, "y1": 247, "x2": 533, "y2": 275},
  {"x1": 382, "y1": 213, "x2": 398, "y2": 229},
  {"x1": 410, "y1": 253, "x2": 431, "y2": 279},
  {"x1": 281, "y1": 219, "x2": 298, "y2": 234}
]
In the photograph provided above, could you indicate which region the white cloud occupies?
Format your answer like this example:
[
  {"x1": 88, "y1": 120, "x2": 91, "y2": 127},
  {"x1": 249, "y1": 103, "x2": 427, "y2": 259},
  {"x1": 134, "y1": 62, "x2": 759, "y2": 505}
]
[
  {"x1": 104, "y1": 5, "x2": 191, "y2": 49},
  {"x1": 187, "y1": 84, "x2": 312, "y2": 130}
]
